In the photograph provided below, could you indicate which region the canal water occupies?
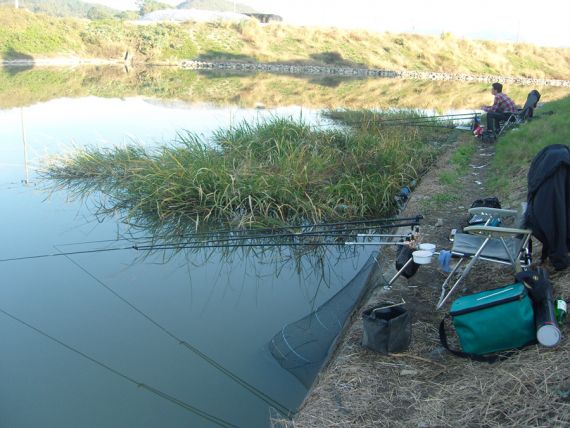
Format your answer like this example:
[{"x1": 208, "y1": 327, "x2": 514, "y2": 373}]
[
  {"x1": 1, "y1": 66, "x2": 568, "y2": 428},
  {"x1": 0, "y1": 69, "x2": 379, "y2": 428}
]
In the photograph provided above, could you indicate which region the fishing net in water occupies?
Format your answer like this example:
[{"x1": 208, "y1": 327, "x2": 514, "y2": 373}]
[{"x1": 268, "y1": 254, "x2": 377, "y2": 388}]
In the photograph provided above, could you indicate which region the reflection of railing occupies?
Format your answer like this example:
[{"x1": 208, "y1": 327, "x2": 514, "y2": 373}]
[
  {"x1": 269, "y1": 254, "x2": 377, "y2": 388},
  {"x1": 21, "y1": 108, "x2": 29, "y2": 184}
]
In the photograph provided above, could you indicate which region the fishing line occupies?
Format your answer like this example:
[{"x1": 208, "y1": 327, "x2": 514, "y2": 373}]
[
  {"x1": 0, "y1": 240, "x2": 375, "y2": 264},
  {"x1": 0, "y1": 306, "x2": 239, "y2": 428},
  {"x1": 55, "y1": 246, "x2": 295, "y2": 417},
  {"x1": 0, "y1": 219, "x2": 420, "y2": 264}
]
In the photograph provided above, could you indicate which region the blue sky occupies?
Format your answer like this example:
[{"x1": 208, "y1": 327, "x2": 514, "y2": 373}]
[{"x1": 86, "y1": 0, "x2": 570, "y2": 47}]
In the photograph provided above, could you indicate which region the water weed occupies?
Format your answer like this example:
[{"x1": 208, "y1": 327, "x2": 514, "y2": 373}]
[{"x1": 42, "y1": 113, "x2": 446, "y2": 233}]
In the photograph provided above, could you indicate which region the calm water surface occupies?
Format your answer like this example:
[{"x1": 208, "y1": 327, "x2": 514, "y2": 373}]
[
  {"x1": 4, "y1": 67, "x2": 566, "y2": 427},
  {"x1": 0, "y1": 91, "x2": 375, "y2": 428}
]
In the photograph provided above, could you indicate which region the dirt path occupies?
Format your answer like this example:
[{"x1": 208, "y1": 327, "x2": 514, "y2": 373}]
[{"x1": 274, "y1": 135, "x2": 570, "y2": 427}]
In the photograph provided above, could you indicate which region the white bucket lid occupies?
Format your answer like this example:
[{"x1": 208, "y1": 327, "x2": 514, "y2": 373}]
[{"x1": 537, "y1": 324, "x2": 561, "y2": 347}]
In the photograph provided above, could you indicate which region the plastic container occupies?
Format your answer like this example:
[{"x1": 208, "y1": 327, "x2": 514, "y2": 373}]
[
  {"x1": 412, "y1": 250, "x2": 432, "y2": 264},
  {"x1": 534, "y1": 292, "x2": 561, "y2": 347},
  {"x1": 418, "y1": 243, "x2": 436, "y2": 254},
  {"x1": 362, "y1": 304, "x2": 411, "y2": 354},
  {"x1": 537, "y1": 323, "x2": 561, "y2": 347}
]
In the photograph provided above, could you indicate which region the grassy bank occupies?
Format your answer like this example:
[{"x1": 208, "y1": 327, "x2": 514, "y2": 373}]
[
  {"x1": 2, "y1": 7, "x2": 570, "y2": 80},
  {"x1": 41, "y1": 114, "x2": 445, "y2": 233},
  {"x1": 488, "y1": 94, "x2": 570, "y2": 201}
]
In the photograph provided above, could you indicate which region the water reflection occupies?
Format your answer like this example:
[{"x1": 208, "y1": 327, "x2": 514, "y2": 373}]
[
  {"x1": 0, "y1": 179, "x2": 381, "y2": 427},
  {"x1": 3, "y1": 66, "x2": 563, "y2": 426},
  {"x1": 2, "y1": 65, "x2": 569, "y2": 111}
]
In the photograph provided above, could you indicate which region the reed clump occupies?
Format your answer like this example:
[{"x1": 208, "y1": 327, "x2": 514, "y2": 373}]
[{"x1": 42, "y1": 114, "x2": 444, "y2": 232}]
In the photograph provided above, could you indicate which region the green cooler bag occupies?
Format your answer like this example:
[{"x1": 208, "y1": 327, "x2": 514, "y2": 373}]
[{"x1": 446, "y1": 283, "x2": 536, "y2": 356}]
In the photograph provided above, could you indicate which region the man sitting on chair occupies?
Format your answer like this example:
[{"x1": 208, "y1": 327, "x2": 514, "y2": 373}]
[{"x1": 481, "y1": 82, "x2": 517, "y2": 135}]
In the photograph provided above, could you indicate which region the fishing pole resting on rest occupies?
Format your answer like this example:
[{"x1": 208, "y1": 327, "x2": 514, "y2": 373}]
[{"x1": 0, "y1": 216, "x2": 423, "y2": 263}]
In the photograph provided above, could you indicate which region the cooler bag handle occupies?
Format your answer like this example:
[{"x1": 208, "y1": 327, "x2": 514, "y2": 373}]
[
  {"x1": 438, "y1": 316, "x2": 500, "y2": 363},
  {"x1": 439, "y1": 316, "x2": 537, "y2": 363}
]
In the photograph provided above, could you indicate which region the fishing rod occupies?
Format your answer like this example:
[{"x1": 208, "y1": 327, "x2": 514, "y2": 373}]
[
  {"x1": 0, "y1": 216, "x2": 422, "y2": 264},
  {"x1": 0, "y1": 237, "x2": 388, "y2": 264},
  {"x1": 131, "y1": 240, "x2": 397, "y2": 252},
  {"x1": 333, "y1": 113, "x2": 478, "y2": 127},
  {"x1": 135, "y1": 222, "x2": 419, "y2": 246},
  {"x1": 56, "y1": 216, "x2": 423, "y2": 247},
  {"x1": 66, "y1": 219, "x2": 423, "y2": 251},
  {"x1": 333, "y1": 113, "x2": 477, "y2": 123}
]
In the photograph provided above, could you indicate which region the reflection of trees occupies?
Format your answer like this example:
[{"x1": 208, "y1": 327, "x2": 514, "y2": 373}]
[{"x1": 2, "y1": 65, "x2": 568, "y2": 110}]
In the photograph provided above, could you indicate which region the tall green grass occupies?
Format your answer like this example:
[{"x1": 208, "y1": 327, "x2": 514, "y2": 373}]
[
  {"x1": 488, "y1": 95, "x2": 570, "y2": 200},
  {"x1": 42, "y1": 114, "x2": 443, "y2": 233}
]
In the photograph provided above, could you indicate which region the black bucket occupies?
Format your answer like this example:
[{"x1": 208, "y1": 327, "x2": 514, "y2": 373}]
[{"x1": 361, "y1": 304, "x2": 412, "y2": 354}]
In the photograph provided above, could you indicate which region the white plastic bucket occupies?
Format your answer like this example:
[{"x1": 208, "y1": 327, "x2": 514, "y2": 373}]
[
  {"x1": 412, "y1": 250, "x2": 433, "y2": 265},
  {"x1": 418, "y1": 243, "x2": 436, "y2": 254}
]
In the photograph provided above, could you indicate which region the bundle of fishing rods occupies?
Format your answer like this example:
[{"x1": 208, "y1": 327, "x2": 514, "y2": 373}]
[
  {"x1": 132, "y1": 215, "x2": 423, "y2": 252},
  {"x1": 340, "y1": 112, "x2": 480, "y2": 130},
  {"x1": 0, "y1": 215, "x2": 423, "y2": 264}
]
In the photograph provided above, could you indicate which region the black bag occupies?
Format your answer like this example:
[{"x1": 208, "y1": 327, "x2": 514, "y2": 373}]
[
  {"x1": 468, "y1": 196, "x2": 501, "y2": 225},
  {"x1": 362, "y1": 304, "x2": 412, "y2": 354},
  {"x1": 395, "y1": 243, "x2": 419, "y2": 279},
  {"x1": 481, "y1": 130, "x2": 496, "y2": 144}
]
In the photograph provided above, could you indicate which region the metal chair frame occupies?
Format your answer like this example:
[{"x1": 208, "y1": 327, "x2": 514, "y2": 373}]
[{"x1": 436, "y1": 207, "x2": 533, "y2": 309}]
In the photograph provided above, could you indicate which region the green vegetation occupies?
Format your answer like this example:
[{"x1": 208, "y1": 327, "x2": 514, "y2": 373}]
[
  {"x1": 0, "y1": 0, "x2": 136, "y2": 19},
  {"x1": 0, "y1": 8, "x2": 86, "y2": 57},
  {"x1": 3, "y1": 66, "x2": 569, "y2": 111},
  {"x1": 488, "y1": 95, "x2": 570, "y2": 200},
  {"x1": 1, "y1": 8, "x2": 570, "y2": 80},
  {"x1": 136, "y1": 0, "x2": 173, "y2": 16},
  {"x1": 438, "y1": 139, "x2": 478, "y2": 185},
  {"x1": 41, "y1": 114, "x2": 443, "y2": 232}
]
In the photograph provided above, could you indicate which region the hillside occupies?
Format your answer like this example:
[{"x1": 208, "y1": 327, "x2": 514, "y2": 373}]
[
  {"x1": 1, "y1": 8, "x2": 569, "y2": 81},
  {"x1": 0, "y1": 0, "x2": 134, "y2": 19}
]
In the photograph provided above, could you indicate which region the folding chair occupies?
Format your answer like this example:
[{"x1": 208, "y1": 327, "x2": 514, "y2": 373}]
[
  {"x1": 436, "y1": 206, "x2": 533, "y2": 309},
  {"x1": 497, "y1": 89, "x2": 541, "y2": 136}
]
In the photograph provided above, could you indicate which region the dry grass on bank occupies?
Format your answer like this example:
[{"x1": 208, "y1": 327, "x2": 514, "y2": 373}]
[
  {"x1": 272, "y1": 125, "x2": 570, "y2": 427},
  {"x1": 2, "y1": 7, "x2": 570, "y2": 80},
  {"x1": 275, "y1": 309, "x2": 570, "y2": 427}
]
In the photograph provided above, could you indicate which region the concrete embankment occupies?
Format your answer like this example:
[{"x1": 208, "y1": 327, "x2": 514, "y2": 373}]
[
  {"x1": 180, "y1": 60, "x2": 570, "y2": 87},
  {"x1": 3, "y1": 57, "x2": 569, "y2": 87}
]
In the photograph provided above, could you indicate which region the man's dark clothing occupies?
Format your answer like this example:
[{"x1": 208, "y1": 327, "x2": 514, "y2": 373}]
[
  {"x1": 485, "y1": 92, "x2": 517, "y2": 133},
  {"x1": 525, "y1": 144, "x2": 570, "y2": 270},
  {"x1": 486, "y1": 111, "x2": 512, "y2": 133}
]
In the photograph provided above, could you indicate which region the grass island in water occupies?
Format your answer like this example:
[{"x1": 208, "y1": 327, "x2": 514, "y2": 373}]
[{"x1": 41, "y1": 112, "x2": 454, "y2": 234}]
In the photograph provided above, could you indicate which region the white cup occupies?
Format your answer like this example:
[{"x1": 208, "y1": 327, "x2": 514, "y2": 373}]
[{"x1": 418, "y1": 243, "x2": 436, "y2": 254}]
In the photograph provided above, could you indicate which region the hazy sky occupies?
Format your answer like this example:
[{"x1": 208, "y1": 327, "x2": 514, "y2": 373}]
[{"x1": 86, "y1": 0, "x2": 570, "y2": 47}]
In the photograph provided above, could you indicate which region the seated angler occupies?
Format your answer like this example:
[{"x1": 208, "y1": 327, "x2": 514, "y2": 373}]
[{"x1": 481, "y1": 82, "x2": 517, "y2": 136}]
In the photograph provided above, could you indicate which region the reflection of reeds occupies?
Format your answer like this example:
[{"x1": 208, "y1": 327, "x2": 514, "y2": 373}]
[{"x1": 41, "y1": 115, "x2": 441, "y2": 232}]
